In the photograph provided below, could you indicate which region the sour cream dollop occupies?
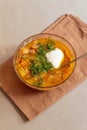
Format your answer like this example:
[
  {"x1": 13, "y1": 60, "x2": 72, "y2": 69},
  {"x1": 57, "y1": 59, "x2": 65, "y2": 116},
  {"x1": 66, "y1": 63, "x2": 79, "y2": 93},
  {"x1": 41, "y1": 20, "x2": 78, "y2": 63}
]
[{"x1": 46, "y1": 48, "x2": 64, "y2": 68}]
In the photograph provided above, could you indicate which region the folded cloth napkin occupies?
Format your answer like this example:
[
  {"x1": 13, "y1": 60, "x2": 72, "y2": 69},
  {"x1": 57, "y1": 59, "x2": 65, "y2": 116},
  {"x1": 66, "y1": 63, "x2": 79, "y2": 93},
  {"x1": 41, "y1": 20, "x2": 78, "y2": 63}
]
[{"x1": 0, "y1": 14, "x2": 87, "y2": 120}]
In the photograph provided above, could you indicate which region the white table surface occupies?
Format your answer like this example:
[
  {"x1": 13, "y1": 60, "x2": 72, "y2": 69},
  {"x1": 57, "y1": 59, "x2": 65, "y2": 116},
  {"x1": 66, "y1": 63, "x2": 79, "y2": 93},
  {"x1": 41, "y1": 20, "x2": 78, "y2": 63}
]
[{"x1": 0, "y1": 0, "x2": 87, "y2": 130}]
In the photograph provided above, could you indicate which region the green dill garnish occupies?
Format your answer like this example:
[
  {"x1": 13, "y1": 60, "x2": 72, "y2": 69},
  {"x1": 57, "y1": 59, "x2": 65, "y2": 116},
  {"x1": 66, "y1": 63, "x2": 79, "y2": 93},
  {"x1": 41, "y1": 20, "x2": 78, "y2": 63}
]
[
  {"x1": 46, "y1": 39, "x2": 55, "y2": 51},
  {"x1": 37, "y1": 44, "x2": 46, "y2": 56},
  {"x1": 30, "y1": 56, "x2": 53, "y2": 76},
  {"x1": 33, "y1": 77, "x2": 43, "y2": 87},
  {"x1": 30, "y1": 40, "x2": 55, "y2": 76}
]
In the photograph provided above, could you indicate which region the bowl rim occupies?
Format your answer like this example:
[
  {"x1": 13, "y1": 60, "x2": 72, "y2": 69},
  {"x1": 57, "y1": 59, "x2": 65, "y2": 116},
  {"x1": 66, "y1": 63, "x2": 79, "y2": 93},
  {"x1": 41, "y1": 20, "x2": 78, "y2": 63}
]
[{"x1": 13, "y1": 33, "x2": 77, "y2": 91}]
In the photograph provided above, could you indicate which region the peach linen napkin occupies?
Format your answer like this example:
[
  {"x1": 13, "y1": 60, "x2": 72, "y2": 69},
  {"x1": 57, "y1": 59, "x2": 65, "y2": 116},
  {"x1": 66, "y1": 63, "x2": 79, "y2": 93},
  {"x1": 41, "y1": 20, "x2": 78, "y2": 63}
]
[{"x1": 0, "y1": 14, "x2": 87, "y2": 120}]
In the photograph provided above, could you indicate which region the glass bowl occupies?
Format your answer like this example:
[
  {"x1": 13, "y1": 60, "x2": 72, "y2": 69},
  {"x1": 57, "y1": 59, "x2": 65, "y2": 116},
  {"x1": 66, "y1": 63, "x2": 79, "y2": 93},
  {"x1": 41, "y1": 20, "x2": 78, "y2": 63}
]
[{"x1": 13, "y1": 33, "x2": 76, "y2": 91}]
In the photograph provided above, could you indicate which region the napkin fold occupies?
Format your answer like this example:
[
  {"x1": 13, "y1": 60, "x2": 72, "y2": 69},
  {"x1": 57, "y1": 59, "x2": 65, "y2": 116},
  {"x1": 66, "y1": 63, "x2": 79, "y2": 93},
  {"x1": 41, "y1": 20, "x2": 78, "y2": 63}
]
[{"x1": 0, "y1": 14, "x2": 87, "y2": 120}]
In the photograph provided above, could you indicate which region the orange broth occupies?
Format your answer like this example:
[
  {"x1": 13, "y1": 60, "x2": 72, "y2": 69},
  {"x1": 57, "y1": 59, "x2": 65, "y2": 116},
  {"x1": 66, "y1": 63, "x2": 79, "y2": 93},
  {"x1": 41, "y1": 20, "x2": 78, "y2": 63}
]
[{"x1": 15, "y1": 38, "x2": 75, "y2": 88}]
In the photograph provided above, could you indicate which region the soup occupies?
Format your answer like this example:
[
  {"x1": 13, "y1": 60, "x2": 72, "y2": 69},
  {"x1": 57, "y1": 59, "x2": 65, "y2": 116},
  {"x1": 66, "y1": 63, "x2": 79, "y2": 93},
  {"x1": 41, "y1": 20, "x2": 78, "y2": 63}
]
[{"x1": 14, "y1": 37, "x2": 76, "y2": 89}]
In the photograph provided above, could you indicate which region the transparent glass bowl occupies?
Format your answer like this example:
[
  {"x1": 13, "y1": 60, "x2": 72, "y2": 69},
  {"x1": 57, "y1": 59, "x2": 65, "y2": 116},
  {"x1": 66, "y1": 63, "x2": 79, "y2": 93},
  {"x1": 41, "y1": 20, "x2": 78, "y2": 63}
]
[{"x1": 13, "y1": 33, "x2": 76, "y2": 91}]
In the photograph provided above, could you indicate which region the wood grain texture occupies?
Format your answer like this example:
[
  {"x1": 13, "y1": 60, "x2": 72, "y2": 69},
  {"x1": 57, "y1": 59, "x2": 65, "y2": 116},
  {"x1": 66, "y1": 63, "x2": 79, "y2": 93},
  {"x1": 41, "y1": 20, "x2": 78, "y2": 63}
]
[{"x1": 0, "y1": 14, "x2": 87, "y2": 120}]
